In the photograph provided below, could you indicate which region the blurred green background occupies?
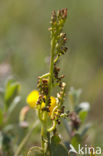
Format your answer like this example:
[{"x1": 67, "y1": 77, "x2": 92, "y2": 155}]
[{"x1": 0, "y1": 0, "x2": 103, "y2": 145}]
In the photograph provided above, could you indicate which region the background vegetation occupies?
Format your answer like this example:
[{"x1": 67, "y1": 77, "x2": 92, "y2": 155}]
[{"x1": 0, "y1": 0, "x2": 103, "y2": 153}]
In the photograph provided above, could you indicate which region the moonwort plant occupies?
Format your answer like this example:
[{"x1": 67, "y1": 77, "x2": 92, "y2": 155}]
[
  {"x1": 25, "y1": 9, "x2": 92, "y2": 156},
  {"x1": 26, "y1": 8, "x2": 69, "y2": 156}
]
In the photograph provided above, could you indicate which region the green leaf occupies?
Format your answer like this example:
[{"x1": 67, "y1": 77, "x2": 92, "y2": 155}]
[
  {"x1": 69, "y1": 87, "x2": 82, "y2": 108},
  {"x1": 51, "y1": 135, "x2": 61, "y2": 144},
  {"x1": 81, "y1": 123, "x2": 91, "y2": 137},
  {"x1": 51, "y1": 143, "x2": 68, "y2": 156},
  {"x1": 71, "y1": 134, "x2": 81, "y2": 150},
  {"x1": 0, "y1": 109, "x2": 3, "y2": 126},
  {"x1": 7, "y1": 96, "x2": 21, "y2": 116},
  {"x1": 27, "y1": 146, "x2": 43, "y2": 156},
  {"x1": 51, "y1": 137, "x2": 68, "y2": 156},
  {"x1": 4, "y1": 78, "x2": 20, "y2": 110},
  {"x1": 3, "y1": 124, "x2": 14, "y2": 132},
  {"x1": 79, "y1": 111, "x2": 88, "y2": 123}
]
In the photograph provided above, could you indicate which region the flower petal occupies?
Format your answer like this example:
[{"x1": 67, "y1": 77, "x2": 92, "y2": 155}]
[
  {"x1": 49, "y1": 96, "x2": 56, "y2": 115},
  {"x1": 26, "y1": 90, "x2": 39, "y2": 108}
]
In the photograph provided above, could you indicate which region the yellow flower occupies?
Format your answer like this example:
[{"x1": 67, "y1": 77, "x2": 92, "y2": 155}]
[
  {"x1": 26, "y1": 90, "x2": 39, "y2": 108},
  {"x1": 49, "y1": 96, "x2": 56, "y2": 115},
  {"x1": 26, "y1": 90, "x2": 57, "y2": 115}
]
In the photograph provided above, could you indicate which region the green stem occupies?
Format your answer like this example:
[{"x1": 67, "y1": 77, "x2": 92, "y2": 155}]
[
  {"x1": 41, "y1": 121, "x2": 49, "y2": 156},
  {"x1": 49, "y1": 38, "x2": 55, "y2": 88},
  {"x1": 42, "y1": 37, "x2": 56, "y2": 155},
  {"x1": 27, "y1": 146, "x2": 43, "y2": 156},
  {"x1": 47, "y1": 132, "x2": 51, "y2": 155},
  {"x1": 14, "y1": 120, "x2": 39, "y2": 156},
  {"x1": 46, "y1": 37, "x2": 56, "y2": 105},
  {"x1": 41, "y1": 122, "x2": 45, "y2": 149},
  {"x1": 39, "y1": 73, "x2": 50, "y2": 79},
  {"x1": 47, "y1": 120, "x2": 57, "y2": 132},
  {"x1": 54, "y1": 55, "x2": 59, "y2": 63}
]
